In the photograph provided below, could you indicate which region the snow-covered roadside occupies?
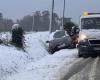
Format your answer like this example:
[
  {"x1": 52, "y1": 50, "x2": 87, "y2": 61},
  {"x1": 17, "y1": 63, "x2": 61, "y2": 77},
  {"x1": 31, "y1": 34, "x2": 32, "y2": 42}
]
[
  {"x1": 0, "y1": 31, "x2": 78, "y2": 80},
  {"x1": 0, "y1": 45, "x2": 29, "y2": 80},
  {"x1": 25, "y1": 32, "x2": 49, "y2": 62},
  {"x1": 7, "y1": 49, "x2": 78, "y2": 80},
  {"x1": 0, "y1": 32, "x2": 49, "y2": 80}
]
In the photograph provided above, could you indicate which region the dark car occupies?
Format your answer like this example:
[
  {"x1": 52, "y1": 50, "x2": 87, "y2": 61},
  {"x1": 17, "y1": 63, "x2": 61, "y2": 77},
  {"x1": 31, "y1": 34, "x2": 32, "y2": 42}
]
[{"x1": 46, "y1": 30, "x2": 72, "y2": 53}]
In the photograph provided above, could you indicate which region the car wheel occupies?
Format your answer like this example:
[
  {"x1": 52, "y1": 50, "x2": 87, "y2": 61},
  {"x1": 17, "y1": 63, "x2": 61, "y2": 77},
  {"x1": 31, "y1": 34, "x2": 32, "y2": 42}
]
[
  {"x1": 78, "y1": 49, "x2": 89, "y2": 58},
  {"x1": 49, "y1": 47, "x2": 58, "y2": 54},
  {"x1": 67, "y1": 44, "x2": 76, "y2": 49},
  {"x1": 78, "y1": 48, "x2": 83, "y2": 57},
  {"x1": 72, "y1": 43, "x2": 76, "y2": 48},
  {"x1": 49, "y1": 49, "x2": 55, "y2": 54}
]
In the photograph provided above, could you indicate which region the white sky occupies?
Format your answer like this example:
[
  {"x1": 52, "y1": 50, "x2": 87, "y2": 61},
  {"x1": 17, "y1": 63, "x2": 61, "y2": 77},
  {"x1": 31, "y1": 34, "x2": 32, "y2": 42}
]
[{"x1": 0, "y1": 0, "x2": 100, "y2": 23}]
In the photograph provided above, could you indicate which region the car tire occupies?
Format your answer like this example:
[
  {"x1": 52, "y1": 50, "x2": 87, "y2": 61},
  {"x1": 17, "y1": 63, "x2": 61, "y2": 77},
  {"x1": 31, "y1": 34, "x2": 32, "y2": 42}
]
[
  {"x1": 78, "y1": 48, "x2": 89, "y2": 58},
  {"x1": 49, "y1": 49, "x2": 55, "y2": 54},
  {"x1": 78, "y1": 49, "x2": 83, "y2": 57},
  {"x1": 67, "y1": 44, "x2": 76, "y2": 49},
  {"x1": 49, "y1": 47, "x2": 58, "y2": 54}
]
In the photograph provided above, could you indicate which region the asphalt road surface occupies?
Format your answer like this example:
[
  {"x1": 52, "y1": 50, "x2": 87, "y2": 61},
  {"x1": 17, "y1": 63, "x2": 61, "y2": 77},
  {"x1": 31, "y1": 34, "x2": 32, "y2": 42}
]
[{"x1": 62, "y1": 57, "x2": 100, "y2": 80}]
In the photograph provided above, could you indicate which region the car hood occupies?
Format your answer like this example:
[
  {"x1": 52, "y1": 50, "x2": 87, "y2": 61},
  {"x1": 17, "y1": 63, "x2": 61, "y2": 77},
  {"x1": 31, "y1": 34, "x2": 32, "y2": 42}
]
[{"x1": 80, "y1": 29, "x2": 100, "y2": 39}]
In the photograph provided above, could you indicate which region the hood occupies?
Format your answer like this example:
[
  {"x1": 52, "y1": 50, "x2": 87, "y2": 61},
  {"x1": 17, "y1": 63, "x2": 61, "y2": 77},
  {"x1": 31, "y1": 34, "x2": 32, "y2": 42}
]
[{"x1": 80, "y1": 29, "x2": 100, "y2": 39}]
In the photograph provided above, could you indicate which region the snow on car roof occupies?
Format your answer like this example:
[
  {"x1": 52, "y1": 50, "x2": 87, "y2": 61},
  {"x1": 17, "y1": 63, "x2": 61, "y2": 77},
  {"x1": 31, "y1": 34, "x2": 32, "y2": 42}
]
[
  {"x1": 49, "y1": 30, "x2": 68, "y2": 40},
  {"x1": 81, "y1": 14, "x2": 100, "y2": 19}
]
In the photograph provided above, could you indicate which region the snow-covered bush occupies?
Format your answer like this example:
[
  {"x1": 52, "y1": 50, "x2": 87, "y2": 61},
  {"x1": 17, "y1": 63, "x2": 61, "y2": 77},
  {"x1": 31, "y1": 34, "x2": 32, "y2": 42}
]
[{"x1": 11, "y1": 24, "x2": 24, "y2": 48}]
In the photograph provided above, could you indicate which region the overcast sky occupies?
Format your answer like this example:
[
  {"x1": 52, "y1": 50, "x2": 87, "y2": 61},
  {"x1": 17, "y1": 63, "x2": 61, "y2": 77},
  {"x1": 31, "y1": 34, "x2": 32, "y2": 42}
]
[{"x1": 0, "y1": 0, "x2": 100, "y2": 23}]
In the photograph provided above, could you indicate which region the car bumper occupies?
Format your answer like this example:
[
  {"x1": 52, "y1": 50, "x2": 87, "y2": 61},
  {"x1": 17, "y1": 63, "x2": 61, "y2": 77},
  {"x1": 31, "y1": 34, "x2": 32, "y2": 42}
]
[{"x1": 79, "y1": 44, "x2": 100, "y2": 55}]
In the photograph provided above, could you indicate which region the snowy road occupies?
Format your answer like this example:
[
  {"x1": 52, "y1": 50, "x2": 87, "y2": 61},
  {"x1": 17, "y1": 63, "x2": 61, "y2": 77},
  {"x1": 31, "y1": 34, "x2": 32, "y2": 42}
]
[{"x1": 62, "y1": 57, "x2": 100, "y2": 80}]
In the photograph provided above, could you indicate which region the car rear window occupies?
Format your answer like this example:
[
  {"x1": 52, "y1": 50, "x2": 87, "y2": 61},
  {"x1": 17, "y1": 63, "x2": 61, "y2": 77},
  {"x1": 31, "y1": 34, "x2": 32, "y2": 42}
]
[{"x1": 53, "y1": 31, "x2": 66, "y2": 38}]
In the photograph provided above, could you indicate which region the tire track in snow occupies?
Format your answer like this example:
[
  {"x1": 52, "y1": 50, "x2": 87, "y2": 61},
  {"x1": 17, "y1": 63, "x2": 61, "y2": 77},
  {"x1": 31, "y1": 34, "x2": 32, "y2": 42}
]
[
  {"x1": 62, "y1": 58, "x2": 92, "y2": 80},
  {"x1": 68, "y1": 58, "x2": 95, "y2": 80},
  {"x1": 89, "y1": 57, "x2": 99, "y2": 80},
  {"x1": 93, "y1": 57, "x2": 100, "y2": 80}
]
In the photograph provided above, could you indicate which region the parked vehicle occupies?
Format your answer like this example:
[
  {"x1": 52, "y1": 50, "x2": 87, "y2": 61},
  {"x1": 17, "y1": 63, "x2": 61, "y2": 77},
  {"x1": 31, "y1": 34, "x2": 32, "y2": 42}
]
[
  {"x1": 78, "y1": 12, "x2": 100, "y2": 57},
  {"x1": 46, "y1": 30, "x2": 72, "y2": 53}
]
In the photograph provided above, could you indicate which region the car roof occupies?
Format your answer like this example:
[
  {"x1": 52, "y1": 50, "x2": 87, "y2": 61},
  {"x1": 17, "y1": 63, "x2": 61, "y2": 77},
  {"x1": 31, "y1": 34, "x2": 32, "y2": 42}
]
[
  {"x1": 81, "y1": 14, "x2": 100, "y2": 19},
  {"x1": 49, "y1": 30, "x2": 68, "y2": 40}
]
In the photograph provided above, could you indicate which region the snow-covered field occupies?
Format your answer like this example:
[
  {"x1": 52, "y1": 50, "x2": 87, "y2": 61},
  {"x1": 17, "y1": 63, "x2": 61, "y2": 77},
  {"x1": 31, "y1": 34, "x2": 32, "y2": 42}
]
[{"x1": 0, "y1": 31, "x2": 78, "y2": 80}]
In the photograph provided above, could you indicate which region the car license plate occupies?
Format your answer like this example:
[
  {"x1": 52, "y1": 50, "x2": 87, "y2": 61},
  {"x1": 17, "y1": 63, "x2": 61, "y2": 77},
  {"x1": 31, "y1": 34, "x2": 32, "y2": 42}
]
[{"x1": 94, "y1": 47, "x2": 100, "y2": 50}]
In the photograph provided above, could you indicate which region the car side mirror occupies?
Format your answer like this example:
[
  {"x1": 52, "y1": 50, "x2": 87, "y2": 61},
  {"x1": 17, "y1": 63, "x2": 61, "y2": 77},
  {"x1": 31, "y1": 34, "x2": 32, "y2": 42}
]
[{"x1": 46, "y1": 41, "x2": 50, "y2": 43}]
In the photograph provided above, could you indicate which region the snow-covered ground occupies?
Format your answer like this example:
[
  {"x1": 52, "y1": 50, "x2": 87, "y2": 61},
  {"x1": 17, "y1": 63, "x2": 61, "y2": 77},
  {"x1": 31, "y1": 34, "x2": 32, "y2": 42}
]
[{"x1": 0, "y1": 31, "x2": 78, "y2": 80}]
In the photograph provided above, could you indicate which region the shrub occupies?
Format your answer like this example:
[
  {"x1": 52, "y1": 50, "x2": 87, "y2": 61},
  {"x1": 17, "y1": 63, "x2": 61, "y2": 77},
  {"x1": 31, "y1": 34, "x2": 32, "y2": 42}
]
[{"x1": 11, "y1": 24, "x2": 24, "y2": 48}]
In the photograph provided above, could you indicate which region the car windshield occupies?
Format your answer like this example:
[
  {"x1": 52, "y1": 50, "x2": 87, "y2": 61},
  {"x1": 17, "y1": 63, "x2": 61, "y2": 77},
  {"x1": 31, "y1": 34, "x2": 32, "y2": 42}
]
[
  {"x1": 53, "y1": 31, "x2": 66, "y2": 38},
  {"x1": 81, "y1": 17, "x2": 100, "y2": 29}
]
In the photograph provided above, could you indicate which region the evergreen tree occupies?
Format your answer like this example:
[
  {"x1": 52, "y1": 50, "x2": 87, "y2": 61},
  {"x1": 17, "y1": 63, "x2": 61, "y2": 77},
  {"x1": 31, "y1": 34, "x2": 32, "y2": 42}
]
[{"x1": 11, "y1": 24, "x2": 24, "y2": 48}]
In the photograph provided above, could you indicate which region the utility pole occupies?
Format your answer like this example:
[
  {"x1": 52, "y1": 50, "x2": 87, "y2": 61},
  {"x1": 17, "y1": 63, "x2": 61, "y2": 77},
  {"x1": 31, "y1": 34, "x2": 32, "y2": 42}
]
[
  {"x1": 61, "y1": 0, "x2": 66, "y2": 30},
  {"x1": 49, "y1": 0, "x2": 54, "y2": 33}
]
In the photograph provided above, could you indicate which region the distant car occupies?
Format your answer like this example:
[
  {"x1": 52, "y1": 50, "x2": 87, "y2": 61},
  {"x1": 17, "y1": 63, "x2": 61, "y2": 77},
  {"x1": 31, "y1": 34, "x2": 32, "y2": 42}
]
[{"x1": 46, "y1": 30, "x2": 72, "y2": 53}]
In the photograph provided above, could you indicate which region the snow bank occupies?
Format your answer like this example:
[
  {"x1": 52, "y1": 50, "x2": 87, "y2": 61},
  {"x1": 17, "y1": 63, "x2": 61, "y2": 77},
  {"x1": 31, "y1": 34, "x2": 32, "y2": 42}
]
[
  {"x1": 0, "y1": 31, "x2": 50, "y2": 80},
  {"x1": 7, "y1": 49, "x2": 78, "y2": 80},
  {"x1": 25, "y1": 32, "x2": 49, "y2": 61},
  {"x1": 0, "y1": 32, "x2": 11, "y2": 43},
  {"x1": 0, "y1": 45, "x2": 29, "y2": 79},
  {"x1": 0, "y1": 31, "x2": 78, "y2": 80}
]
